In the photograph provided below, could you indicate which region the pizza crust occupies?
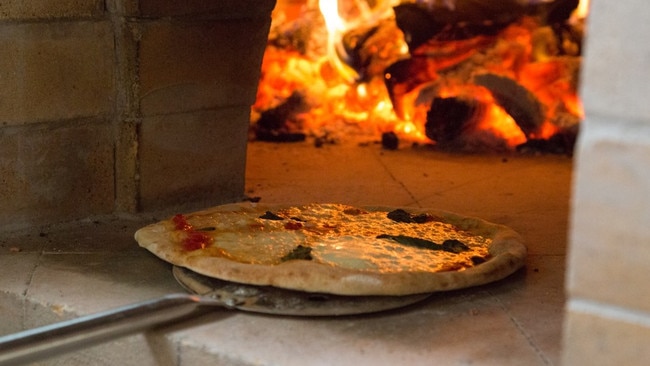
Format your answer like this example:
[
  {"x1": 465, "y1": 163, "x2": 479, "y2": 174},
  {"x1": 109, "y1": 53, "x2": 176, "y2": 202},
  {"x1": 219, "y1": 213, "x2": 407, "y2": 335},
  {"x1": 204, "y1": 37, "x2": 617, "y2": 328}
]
[{"x1": 135, "y1": 203, "x2": 526, "y2": 296}]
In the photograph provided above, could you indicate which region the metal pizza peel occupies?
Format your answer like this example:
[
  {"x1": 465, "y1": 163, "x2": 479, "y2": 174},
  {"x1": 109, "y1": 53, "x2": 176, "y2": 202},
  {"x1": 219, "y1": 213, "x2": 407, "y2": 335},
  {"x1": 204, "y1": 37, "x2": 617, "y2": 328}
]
[
  {"x1": 0, "y1": 266, "x2": 430, "y2": 365},
  {"x1": 171, "y1": 266, "x2": 430, "y2": 316}
]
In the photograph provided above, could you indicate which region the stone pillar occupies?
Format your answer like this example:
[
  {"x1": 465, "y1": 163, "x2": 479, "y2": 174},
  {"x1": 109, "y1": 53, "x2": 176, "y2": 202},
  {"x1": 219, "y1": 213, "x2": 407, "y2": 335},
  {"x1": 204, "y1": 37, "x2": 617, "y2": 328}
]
[{"x1": 562, "y1": 0, "x2": 650, "y2": 364}]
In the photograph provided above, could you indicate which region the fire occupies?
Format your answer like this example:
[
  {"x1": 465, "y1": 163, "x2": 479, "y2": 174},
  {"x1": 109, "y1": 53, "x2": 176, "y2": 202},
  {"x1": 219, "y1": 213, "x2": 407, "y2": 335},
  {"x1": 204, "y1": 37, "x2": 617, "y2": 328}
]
[
  {"x1": 318, "y1": 0, "x2": 359, "y2": 82},
  {"x1": 252, "y1": 0, "x2": 588, "y2": 152},
  {"x1": 573, "y1": 0, "x2": 590, "y2": 20}
]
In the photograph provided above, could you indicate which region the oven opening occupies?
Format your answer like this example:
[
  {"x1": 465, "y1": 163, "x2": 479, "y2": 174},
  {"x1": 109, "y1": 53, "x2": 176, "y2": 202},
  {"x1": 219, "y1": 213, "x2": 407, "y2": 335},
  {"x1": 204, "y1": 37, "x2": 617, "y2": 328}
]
[{"x1": 250, "y1": 0, "x2": 587, "y2": 154}]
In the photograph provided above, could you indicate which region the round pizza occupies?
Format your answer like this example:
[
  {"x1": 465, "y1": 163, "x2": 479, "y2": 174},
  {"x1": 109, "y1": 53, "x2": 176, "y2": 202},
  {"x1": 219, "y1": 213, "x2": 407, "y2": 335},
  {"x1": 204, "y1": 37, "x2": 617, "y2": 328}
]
[{"x1": 135, "y1": 203, "x2": 526, "y2": 296}]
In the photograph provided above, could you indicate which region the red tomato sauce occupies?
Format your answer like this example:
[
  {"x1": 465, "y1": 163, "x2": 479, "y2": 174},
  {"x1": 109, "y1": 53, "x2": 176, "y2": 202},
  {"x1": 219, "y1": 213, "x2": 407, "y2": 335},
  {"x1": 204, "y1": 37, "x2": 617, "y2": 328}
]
[{"x1": 172, "y1": 214, "x2": 212, "y2": 251}]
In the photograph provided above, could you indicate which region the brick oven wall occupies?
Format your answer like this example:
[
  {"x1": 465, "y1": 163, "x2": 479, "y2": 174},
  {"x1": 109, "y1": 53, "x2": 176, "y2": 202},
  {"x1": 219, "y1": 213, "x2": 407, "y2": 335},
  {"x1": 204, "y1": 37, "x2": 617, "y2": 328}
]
[
  {"x1": 562, "y1": 0, "x2": 650, "y2": 364},
  {"x1": 0, "y1": 0, "x2": 276, "y2": 231}
]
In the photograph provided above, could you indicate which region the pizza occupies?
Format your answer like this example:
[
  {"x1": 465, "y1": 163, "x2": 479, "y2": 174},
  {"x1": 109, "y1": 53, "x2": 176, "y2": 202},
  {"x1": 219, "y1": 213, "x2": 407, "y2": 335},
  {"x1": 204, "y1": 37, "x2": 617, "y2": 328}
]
[{"x1": 135, "y1": 203, "x2": 526, "y2": 296}]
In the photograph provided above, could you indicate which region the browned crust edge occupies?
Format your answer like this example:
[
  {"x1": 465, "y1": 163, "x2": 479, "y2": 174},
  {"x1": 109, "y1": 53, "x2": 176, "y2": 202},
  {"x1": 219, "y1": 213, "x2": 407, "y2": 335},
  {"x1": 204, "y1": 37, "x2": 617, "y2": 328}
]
[{"x1": 135, "y1": 203, "x2": 527, "y2": 296}]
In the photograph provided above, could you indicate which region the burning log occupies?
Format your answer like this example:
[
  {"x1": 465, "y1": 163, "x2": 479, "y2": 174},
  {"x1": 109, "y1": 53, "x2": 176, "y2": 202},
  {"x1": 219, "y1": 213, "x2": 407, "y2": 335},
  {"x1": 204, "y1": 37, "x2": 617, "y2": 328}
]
[
  {"x1": 543, "y1": 0, "x2": 581, "y2": 24},
  {"x1": 384, "y1": 57, "x2": 438, "y2": 119},
  {"x1": 381, "y1": 131, "x2": 400, "y2": 150},
  {"x1": 516, "y1": 126, "x2": 578, "y2": 155},
  {"x1": 473, "y1": 73, "x2": 545, "y2": 138},
  {"x1": 267, "y1": 4, "x2": 326, "y2": 56},
  {"x1": 394, "y1": 0, "x2": 580, "y2": 50},
  {"x1": 382, "y1": 1, "x2": 583, "y2": 152},
  {"x1": 394, "y1": 1, "x2": 525, "y2": 50},
  {"x1": 424, "y1": 96, "x2": 481, "y2": 148},
  {"x1": 384, "y1": 34, "x2": 496, "y2": 119},
  {"x1": 252, "y1": 92, "x2": 307, "y2": 143},
  {"x1": 342, "y1": 19, "x2": 406, "y2": 82}
]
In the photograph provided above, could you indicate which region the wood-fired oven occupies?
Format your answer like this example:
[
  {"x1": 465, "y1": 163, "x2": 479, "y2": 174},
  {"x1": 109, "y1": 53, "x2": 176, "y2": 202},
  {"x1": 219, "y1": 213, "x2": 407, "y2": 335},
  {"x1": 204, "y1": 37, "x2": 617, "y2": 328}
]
[{"x1": 1, "y1": 0, "x2": 649, "y2": 365}]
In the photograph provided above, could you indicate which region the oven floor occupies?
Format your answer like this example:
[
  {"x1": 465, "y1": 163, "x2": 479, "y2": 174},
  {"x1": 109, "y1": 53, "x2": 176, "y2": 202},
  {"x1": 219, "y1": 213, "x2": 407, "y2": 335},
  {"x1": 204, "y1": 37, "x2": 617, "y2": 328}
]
[{"x1": 0, "y1": 141, "x2": 572, "y2": 365}]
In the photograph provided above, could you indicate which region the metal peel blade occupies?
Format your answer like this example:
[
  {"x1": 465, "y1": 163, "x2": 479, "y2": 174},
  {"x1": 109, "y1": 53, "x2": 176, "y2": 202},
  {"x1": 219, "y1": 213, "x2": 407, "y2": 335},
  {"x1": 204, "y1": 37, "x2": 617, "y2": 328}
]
[{"x1": 172, "y1": 266, "x2": 431, "y2": 316}]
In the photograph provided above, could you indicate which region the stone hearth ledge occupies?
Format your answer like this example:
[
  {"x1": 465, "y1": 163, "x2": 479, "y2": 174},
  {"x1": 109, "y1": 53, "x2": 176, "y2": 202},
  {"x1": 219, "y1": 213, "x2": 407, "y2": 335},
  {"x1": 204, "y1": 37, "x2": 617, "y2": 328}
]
[{"x1": 0, "y1": 214, "x2": 551, "y2": 365}]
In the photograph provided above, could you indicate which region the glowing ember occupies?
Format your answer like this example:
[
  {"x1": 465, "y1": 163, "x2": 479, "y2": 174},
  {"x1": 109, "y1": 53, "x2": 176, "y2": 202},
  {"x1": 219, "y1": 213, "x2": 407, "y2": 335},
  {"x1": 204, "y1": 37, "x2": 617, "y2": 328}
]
[{"x1": 252, "y1": 0, "x2": 587, "y2": 152}]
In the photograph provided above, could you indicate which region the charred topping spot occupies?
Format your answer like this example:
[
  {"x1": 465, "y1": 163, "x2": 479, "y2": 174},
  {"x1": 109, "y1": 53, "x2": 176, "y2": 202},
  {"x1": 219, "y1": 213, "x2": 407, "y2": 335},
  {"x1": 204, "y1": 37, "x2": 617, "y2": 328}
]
[
  {"x1": 280, "y1": 245, "x2": 313, "y2": 262},
  {"x1": 290, "y1": 216, "x2": 306, "y2": 222},
  {"x1": 377, "y1": 234, "x2": 438, "y2": 250},
  {"x1": 441, "y1": 239, "x2": 470, "y2": 253},
  {"x1": 386, "y1": 209, "x2": 411, "y2": 223},
  {"x1": 259, "y1": 211, "x2": 284, "y2": 220},
  {"x1": 386, "y1": 209, "x2": 435, "y2": 223},
  {"x1": 377, "y1": 234, "x2": 470, "y2": 254},
  {"x1": 471, "y1": 256, "x2": 487, "y2": 265}
]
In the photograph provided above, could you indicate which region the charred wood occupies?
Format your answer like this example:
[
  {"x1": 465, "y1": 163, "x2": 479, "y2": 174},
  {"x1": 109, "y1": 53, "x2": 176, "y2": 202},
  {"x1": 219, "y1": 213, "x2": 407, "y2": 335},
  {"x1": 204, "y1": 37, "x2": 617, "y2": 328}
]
[
  {"x1": 254, "y1": 131, "x2": 307, "y2": 143},
  {"x1": 384, "y1": 57, "x2": 440, "y2": 119},
  {"x1": 393, "y1": 0, "x2": 581, "y2": 53},
  {"x1": 393, "y1": 4, "x2": 446, "y2": 51},
  {"x1": 516, "y1": 126, "x2": 578, "y2": 155},
  {"x1": 267, "y1": 6, "x2": 325, "y2": 56},
  {"x1": 384, "y1": 35, "x2": 498, "y2": 119},
  {"x1": 381, "y1": 131, "x2": 400, "y2": 150},
  {"x1": 342, "y1": 19, "x2": 406, "y2": 82},
  {"x1": 474, "y1": 73, "x2": 545, "y2": 137},
  {"x1": 393, "y1": 1, "x2": 525, "y2": 50},
  {"x1": 539, "y1": 0, "x2": 580, "y2": 25},
  {"x1": 533, "y1": 0, "x2": 582, "y2": 55},
  {"x1": 342, "y1": 24, "x2": 381, "y2": 81},
  {"x1": 425, "y1": 96, "x2": 480, "y2": 145},
  {"x1": 252, "y1": 92, "x2": 307, "y2": 143}
]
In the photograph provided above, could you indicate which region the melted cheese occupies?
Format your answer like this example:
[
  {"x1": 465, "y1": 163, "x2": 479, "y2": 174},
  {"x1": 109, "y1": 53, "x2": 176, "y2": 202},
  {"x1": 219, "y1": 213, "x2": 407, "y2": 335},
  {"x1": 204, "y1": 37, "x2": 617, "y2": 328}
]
[{"x1": 179, "y1": 204, "x2": 491, "y2": 273}]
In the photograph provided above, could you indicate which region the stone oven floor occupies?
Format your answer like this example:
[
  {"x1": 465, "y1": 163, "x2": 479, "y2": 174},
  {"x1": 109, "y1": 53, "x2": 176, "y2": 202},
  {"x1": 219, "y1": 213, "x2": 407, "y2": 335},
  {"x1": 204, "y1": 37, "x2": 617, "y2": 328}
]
[{"x1": 0, "y1": 141, "x2": 572, "y2": 365}]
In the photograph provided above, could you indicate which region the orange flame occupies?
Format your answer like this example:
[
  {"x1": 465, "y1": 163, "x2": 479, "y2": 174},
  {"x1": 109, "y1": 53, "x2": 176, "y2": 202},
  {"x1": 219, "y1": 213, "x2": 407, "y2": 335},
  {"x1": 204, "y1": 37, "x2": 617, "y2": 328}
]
[{"x1": 573, "y1": 0, "x2": 590, "y2": 20}]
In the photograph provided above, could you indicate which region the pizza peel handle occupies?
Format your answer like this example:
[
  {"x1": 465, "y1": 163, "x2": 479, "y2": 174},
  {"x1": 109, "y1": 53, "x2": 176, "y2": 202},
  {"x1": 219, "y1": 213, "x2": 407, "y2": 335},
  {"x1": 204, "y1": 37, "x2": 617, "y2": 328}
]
[
  {"x1": 0, "y1": 294, "x2": 216, "y2": 366},
  {"x1": 0, "y1": 267, "x2": 430, "y2": 365}
]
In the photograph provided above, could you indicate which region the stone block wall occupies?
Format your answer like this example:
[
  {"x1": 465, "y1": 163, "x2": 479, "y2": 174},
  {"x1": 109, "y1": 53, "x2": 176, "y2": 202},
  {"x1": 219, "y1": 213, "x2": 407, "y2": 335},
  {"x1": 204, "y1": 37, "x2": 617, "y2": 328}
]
[
  {"x1": 0, "y1": 0, "x2": 275, "y2": 230},
  {"x1": 562, "y1": 0, "x2": 650, "y2": 364}
]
